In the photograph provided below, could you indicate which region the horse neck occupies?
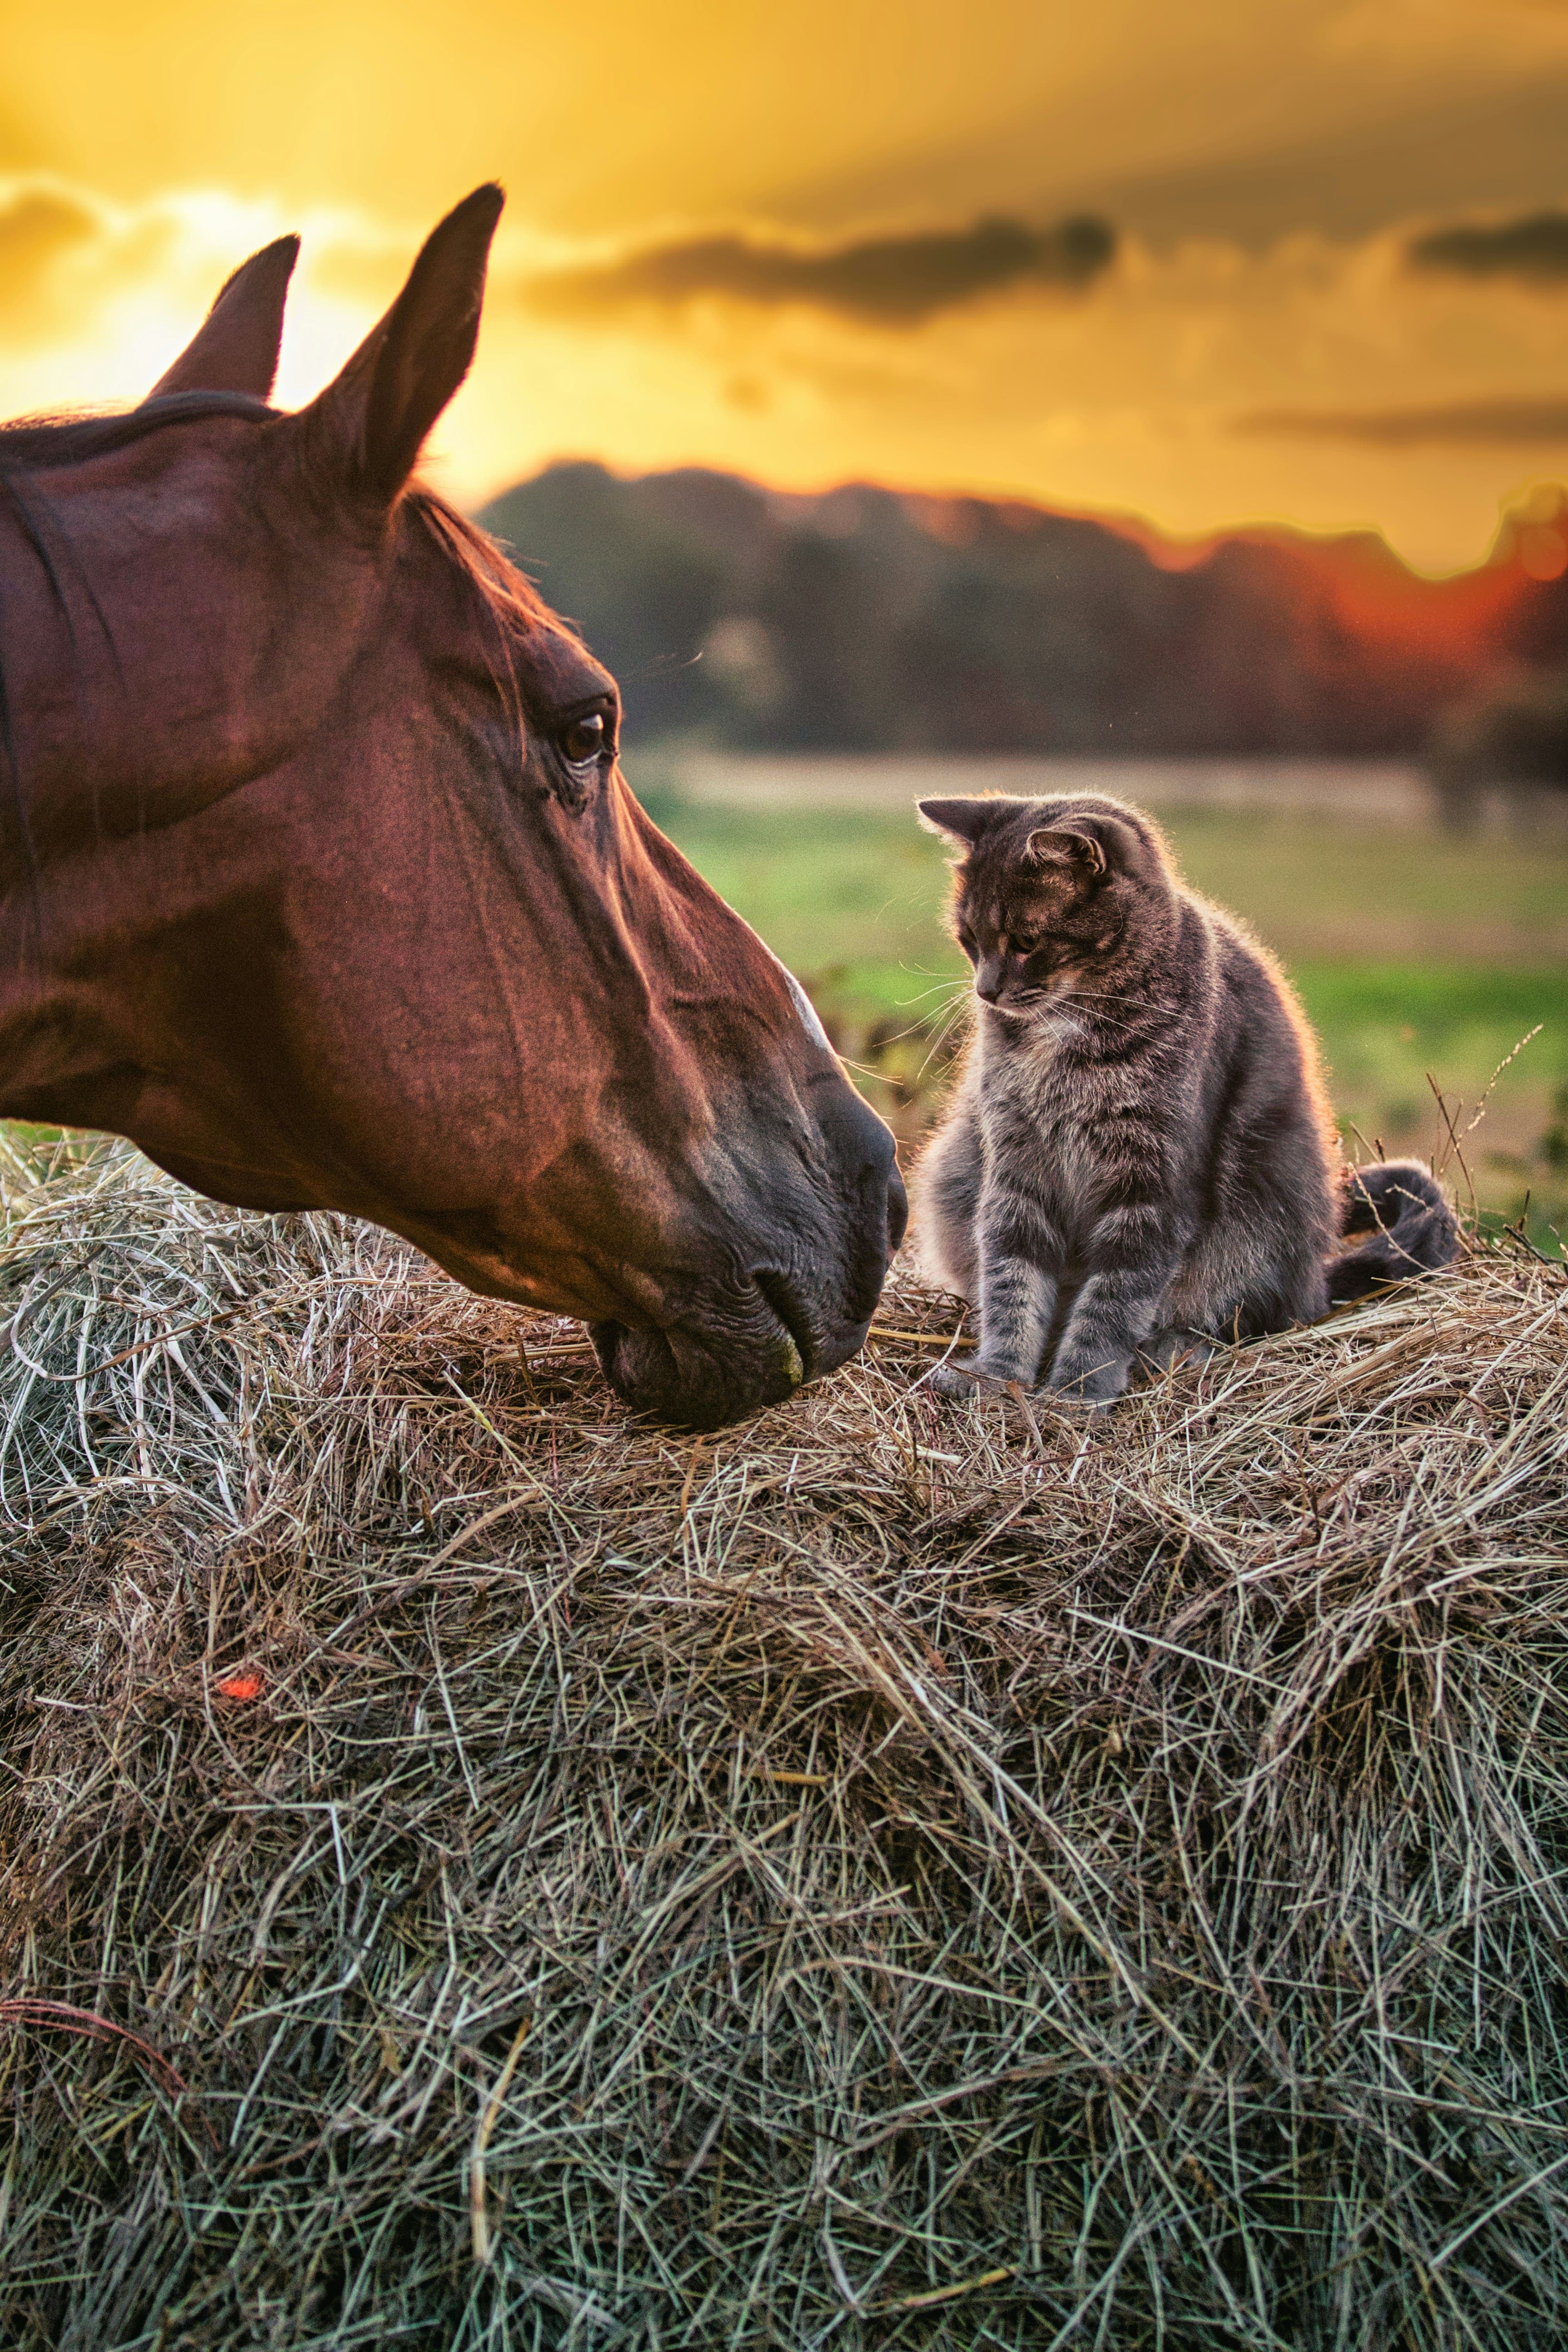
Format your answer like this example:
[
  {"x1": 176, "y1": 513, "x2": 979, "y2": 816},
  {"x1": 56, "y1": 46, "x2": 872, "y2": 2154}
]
[{"x1": 0, "y1": 764, "x2": 274, "y2": 1139}]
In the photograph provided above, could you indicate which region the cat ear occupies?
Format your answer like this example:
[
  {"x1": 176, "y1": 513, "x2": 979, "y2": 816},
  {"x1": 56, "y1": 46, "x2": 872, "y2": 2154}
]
[
  {"x1": 1025, "y1": 825, "x2": 1108, "y2": 878},
  {"x1": 916, "y1": 798, "x2": 996, "y2": 848}
]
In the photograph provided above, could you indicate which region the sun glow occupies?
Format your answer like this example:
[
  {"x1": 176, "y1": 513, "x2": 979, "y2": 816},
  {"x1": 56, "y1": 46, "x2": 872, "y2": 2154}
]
[{"x1": 4, "y1": 2, "x2": 1568, "y2": 569}]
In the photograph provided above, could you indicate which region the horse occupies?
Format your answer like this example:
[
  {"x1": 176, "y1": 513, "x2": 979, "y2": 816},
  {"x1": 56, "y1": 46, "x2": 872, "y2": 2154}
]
[{"x1": 0, "y1": 186, "x2": 905, "y2": 1429}]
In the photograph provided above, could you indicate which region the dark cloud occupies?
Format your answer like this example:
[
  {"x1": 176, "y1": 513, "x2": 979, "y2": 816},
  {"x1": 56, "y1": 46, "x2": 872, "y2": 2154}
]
[
  {"x1": 775, "y1": 76, "x2": 1568, "y2": 253},
  {"x1": 1235, "y1": 397, "x2": 1568, "y2": 446},
  {"x1": 1409, "y1": 211, "x2": 1568, "y2": 283},
  {"x1": 0, "y1": 188, "x2": 96, "y2": 316},
  {"x1": 524, "y1": 214, "x2": 1116, "y2": 328}
]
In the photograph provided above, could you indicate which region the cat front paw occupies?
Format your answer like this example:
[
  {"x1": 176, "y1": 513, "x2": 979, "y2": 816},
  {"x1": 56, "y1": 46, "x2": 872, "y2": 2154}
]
[
  {"x1": 1137, "y1": 1327, "x2": 1216, "y2": 1378},
  {"x1": 1046, "y1": 1353, "x2": 1131, "y2": 1409},
  {"x1": 929, "y1": 1352, "x2": 1028, "y2": 1398}
]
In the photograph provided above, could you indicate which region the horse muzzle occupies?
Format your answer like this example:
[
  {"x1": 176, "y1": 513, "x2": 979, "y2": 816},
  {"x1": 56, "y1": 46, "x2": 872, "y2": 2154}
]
[{"x1": 591, "y1": 1094, "x2": 907, "y2": 1430}]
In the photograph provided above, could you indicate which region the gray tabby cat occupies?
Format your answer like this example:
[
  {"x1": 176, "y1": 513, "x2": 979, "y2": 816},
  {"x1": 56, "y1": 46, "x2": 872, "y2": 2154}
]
[{"x1": 914, "y1": 792, "x2": 1456, "y2": 1404}]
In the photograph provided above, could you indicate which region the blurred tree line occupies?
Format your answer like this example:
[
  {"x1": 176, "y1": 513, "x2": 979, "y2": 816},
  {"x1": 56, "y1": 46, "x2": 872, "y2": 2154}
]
[{"x1": 477, "y1": 463, "x2": 1568, "y2": 769}]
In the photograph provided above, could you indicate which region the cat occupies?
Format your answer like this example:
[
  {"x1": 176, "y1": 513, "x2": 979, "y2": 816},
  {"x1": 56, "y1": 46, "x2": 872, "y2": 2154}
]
[{"x1": 912, "y1": 791, "x2": 1457, "y2": 1405}]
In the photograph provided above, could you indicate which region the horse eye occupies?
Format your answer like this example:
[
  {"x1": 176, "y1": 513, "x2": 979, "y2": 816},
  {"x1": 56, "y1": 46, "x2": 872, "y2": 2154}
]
[{"x1": 560, "y1": 712, "x2": 606, "y2": 765}]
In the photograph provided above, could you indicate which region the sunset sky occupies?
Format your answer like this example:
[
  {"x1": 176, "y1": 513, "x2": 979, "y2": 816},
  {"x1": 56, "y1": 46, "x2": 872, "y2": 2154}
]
[{"x1": 8, "y1": 0, "x2": 1568, "y2": 570}]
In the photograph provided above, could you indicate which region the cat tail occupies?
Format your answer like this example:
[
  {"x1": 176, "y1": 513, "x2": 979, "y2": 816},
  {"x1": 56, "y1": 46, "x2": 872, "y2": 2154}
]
[{"x1": 1326, "y1": 1160, "x2": 1459, "y2": 1304}]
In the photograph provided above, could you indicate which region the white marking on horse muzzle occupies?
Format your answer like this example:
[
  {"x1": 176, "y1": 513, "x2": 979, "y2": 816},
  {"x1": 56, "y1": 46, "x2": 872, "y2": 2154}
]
[{"x1": 778, "y1": 960, "x2": 832, "y2": 1052}]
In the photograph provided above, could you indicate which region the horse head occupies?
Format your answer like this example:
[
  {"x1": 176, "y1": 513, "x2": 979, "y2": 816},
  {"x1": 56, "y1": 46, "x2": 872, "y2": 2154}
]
[{"x1": 0, "y1": 187, "x2": 906, "y2": 1427}]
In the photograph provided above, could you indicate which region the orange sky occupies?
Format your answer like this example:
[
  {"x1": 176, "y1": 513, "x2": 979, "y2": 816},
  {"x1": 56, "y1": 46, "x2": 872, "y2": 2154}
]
[{"x1": 7, "y1": 0, "x2": 1568, "y2": 569}]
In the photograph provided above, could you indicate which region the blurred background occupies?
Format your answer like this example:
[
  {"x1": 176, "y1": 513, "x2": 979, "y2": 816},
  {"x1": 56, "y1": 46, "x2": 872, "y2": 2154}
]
[{"x1": 6, "y1": 0, "x2": 1568, "y2": 1239}]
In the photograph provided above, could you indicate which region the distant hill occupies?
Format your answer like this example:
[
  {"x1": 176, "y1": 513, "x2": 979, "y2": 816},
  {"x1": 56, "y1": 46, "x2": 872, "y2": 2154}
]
[{"x1": 475, "y1": 464, "x2": 1568, "y2": 757}]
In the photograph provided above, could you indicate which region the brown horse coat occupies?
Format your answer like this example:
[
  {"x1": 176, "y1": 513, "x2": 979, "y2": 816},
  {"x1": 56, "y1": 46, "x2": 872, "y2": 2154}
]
[{"x1": 0, "y1": 189, "x2": 904, "y2": 1427}]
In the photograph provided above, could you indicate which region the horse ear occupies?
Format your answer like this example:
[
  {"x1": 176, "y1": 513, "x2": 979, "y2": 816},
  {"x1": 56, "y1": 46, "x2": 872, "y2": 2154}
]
[
  {"x1": 1025, "y1": 825, "x2": 1108, "y2": 877},
  {"x1": 149, "y1": 235, "x2": 300, "y2": 400},
  {"x1": 916, "y1": 798, "x2": 998, "y2": 848},
  {"x1": 300, "y1": 184, "x2": 505, "y2": 502}
]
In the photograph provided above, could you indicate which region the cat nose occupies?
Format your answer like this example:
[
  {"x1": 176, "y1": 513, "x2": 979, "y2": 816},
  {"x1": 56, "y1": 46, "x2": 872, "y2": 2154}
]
[{"x1": 975, "y1": 958, "x2": 1003, "y2": 1003}]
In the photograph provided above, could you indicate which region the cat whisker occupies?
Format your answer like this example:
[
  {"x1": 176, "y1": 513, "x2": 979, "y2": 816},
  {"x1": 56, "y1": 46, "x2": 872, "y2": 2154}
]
[
  {"x1": 1042, "y1": 991, "x2": 1166, "y2": 1033},
  {"x1": 1047, "y1": 988, "x2": 1165, "y2": 1013},
  {"x1": 917, "y1": 998, "x2": 973, "y2": 1078},
  {"x1": 895, "y1": 973, "x2": 972, "y2": 1007},
  {"x1": 1032, "y1": 1004, "x2": 1146, "y2": 1038},
  {"x1": 870, "y1": 1001, "x2": 966, "y2": 1050},
  {"x1": 1000, "y1": 987, "x2": 1142, "y2": 1034}
]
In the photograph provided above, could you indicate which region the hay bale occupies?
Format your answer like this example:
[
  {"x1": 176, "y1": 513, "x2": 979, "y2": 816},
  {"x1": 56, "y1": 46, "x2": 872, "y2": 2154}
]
[{"x1": 0, "y1": 1137, "x2": 1565, "y2": 2350}]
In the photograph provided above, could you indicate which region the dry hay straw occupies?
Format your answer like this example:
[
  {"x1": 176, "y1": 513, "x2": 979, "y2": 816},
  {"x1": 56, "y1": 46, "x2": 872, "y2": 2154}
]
[{"x1": 0, "y1": 1138, "x2": 1566, "y2": 2352}]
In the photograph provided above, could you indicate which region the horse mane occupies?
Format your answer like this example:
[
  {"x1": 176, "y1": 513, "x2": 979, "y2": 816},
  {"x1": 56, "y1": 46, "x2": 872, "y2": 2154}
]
[
  {"x1": 406, "y1": 490, "x2": 552, "y2": 638},
  {"x1": 0, "y1": 391, "x2": 275, "y2": 473}
]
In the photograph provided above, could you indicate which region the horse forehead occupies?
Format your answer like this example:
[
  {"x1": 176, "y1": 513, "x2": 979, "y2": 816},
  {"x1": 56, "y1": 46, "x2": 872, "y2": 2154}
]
[
  {"x1": 34, "y1": 422, "x2": 251, "y2": 537},
  {"x1": 515, "y1": 617, "x2": 615, "y2": 703}
]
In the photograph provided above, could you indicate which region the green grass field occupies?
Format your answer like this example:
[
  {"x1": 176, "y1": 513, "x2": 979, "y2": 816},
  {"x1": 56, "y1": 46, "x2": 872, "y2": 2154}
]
[{"x1": 637, "y1": 782, "x2": 1568, "y2": 1244}]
